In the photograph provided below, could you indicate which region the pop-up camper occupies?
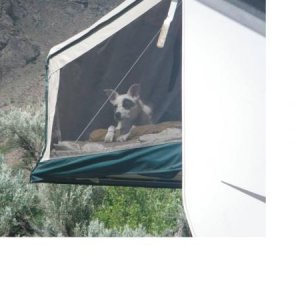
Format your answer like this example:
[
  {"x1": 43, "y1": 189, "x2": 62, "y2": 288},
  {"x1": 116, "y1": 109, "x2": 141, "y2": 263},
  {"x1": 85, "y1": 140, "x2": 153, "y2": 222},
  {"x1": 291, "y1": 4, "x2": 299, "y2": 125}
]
[
  {"x1": 31, "y1": 0, "x2": 266, "y2": 236},
  {"x1": 31, "y1": 0, "x2": 182, "y2": 188}
]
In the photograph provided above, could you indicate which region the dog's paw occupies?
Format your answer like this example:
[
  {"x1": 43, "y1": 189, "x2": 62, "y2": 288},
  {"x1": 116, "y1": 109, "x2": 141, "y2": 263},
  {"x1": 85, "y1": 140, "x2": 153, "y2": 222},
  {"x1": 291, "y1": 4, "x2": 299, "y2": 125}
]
[
  {"x1": 104, "y1": 132, "x2": 114, "y2": 142},
  {"x1": 117, "y1": 134, "x2": 128, "y2": 142},
  {"x1": 104, "y1": 126, "x2": 115, "y2": 143}
]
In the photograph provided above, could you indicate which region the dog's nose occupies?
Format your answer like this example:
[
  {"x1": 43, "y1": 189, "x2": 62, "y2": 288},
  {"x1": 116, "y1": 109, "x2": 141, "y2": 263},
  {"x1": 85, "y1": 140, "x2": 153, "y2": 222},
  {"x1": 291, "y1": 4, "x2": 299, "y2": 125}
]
[{"x1": 115, "y1": 112, "x2": 121, "y2": 121}]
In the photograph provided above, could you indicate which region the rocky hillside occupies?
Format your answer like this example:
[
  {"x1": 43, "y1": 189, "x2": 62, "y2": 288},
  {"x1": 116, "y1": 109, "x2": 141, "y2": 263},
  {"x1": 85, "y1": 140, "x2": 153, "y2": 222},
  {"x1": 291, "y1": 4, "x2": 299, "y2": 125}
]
[{"x1": 0, "y1": 0, "x2": 123, "y2": 107}]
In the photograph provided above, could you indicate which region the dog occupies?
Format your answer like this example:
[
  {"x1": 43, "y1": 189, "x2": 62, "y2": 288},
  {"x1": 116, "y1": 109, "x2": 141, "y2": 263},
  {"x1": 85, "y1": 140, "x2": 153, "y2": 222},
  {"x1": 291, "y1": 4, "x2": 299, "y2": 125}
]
[{"x1": 104, "y1": 83, "x2": 152, "y2": 142}]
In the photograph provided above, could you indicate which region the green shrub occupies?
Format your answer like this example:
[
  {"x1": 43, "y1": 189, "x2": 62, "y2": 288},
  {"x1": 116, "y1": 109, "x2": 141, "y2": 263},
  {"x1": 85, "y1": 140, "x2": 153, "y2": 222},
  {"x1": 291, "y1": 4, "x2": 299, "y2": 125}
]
[
  {"x1": 95, "y1": 187, "x2": 184, "y2": 236},
  {"x1": 75, "y1": 220, "x2": 149, "y2": 237},
  {"x1": 0, "y1": 157, "x2": 43, "y2": 236},
  {"x1": 0, "y1": 105, "x2": 45, "y2": 168},
  {"x1": 40, "y1": 184, "x2": 104, "y2": 237}
]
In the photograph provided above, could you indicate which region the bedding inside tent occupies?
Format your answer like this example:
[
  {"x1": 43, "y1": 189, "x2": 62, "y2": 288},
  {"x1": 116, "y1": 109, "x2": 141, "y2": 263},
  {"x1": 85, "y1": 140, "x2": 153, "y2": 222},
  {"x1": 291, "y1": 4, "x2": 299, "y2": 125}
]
[{"x1": 31, "y1": 0, "x2": 182, "y2": 188}]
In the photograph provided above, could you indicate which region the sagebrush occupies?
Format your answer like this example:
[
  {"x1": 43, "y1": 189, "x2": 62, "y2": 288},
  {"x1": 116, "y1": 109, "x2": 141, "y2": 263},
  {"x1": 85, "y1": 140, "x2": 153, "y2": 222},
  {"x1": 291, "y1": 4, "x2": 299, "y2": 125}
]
[{"x1": 0, "y1": 106, "x2": 190, "y2": 237}]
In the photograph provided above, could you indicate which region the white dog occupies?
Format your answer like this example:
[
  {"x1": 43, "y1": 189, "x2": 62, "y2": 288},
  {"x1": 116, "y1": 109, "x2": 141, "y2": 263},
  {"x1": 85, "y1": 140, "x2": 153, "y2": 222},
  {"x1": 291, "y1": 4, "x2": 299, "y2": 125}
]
[{"x1": 104, "y1": 83, "x2": 152, "y2": 142}]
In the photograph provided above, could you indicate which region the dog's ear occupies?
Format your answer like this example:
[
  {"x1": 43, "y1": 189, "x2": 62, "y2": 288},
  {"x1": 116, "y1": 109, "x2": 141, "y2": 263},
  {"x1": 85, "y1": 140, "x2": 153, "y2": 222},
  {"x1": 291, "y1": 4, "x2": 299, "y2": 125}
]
[
  {"x1": 127, "y1": 84, "x2": 140, "y2": 99},
  {"x1": 104, "y1": 89, "x2": 118, "y2": 103}
]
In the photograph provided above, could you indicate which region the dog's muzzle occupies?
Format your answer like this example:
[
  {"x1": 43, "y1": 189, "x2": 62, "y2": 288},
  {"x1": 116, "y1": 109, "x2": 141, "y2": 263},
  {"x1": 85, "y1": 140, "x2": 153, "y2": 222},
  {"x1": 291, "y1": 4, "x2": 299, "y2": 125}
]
[{"x1": 114, "y1": 112, "x2": 122, "y2": 121}]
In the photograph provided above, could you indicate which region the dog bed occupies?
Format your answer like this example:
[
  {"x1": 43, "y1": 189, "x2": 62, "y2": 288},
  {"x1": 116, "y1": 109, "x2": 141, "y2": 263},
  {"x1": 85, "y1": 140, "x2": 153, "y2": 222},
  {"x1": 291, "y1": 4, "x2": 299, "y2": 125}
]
[{"x1": 51, "y1": 121, "x2": 182, "y2": 158}]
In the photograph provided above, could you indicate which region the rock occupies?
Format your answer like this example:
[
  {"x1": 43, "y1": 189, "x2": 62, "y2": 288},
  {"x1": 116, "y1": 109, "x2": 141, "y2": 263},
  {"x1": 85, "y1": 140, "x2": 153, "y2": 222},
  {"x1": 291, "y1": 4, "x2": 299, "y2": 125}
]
[
  {"x1": 0, "y1": 1, "x2": 14, "y2": 50},
  {"x1": 0, "y1": 0, "x2": 40, "y2": 79},
  {"x1": 0, "y1": 0, "x2": 123, "y2": 102},
  {"x1": 0, "y1": 36, "x2": 40, "y2": 77},
  {"x1": 65, "y1": 1, "x2": 87, "y2": 15},
  {"x1": 0, "y1": 24, "x2": 11, "y2": 50},
  {"x1": 89, "y1": 0, "x2": 122, "y2": 12},
  {"x1": 1, "y1": 0, "x2": 27, "y2": 25},
  {"x1": 10, "y1": 0, "x2": 27, "y2": 21},
  {"x1": 69, "y1": 0, "x2": 88, "y2": 9}
]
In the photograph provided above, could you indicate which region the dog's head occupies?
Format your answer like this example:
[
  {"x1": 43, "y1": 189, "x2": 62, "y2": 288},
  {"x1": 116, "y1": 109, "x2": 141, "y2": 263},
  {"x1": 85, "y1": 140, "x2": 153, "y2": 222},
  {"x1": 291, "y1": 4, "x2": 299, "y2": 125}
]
[{"x1": 104, "y1": 84, "x2": 146, "y2": 123}]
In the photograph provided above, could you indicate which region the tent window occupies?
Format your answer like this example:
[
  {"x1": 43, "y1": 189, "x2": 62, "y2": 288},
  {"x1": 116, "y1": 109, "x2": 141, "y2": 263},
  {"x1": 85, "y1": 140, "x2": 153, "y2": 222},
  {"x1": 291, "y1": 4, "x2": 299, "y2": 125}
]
[{"x1": 51, "y1": 0, "x2": 182, "y2": 159}]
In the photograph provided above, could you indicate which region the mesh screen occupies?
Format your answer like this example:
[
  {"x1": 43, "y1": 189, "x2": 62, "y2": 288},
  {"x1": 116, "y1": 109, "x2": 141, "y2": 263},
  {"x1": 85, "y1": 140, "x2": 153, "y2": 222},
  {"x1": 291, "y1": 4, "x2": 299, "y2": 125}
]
[{"x1": 51, "y1": 0, "x2": 182, "y2": 159}]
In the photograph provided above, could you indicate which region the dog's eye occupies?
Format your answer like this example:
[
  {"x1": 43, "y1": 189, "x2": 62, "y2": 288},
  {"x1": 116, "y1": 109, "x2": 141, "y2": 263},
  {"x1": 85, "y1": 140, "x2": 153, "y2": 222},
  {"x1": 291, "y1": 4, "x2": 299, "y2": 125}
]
[{"x1": 123, "y1": 99, "x2": 135, "y2": 110}]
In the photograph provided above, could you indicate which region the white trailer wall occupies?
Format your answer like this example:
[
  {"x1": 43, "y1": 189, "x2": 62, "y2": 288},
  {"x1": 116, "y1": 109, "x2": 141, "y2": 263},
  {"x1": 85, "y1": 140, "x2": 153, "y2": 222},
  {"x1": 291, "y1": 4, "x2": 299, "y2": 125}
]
[{"x1": 184, "y1": 0, "x2": 265, "y2": 236}]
